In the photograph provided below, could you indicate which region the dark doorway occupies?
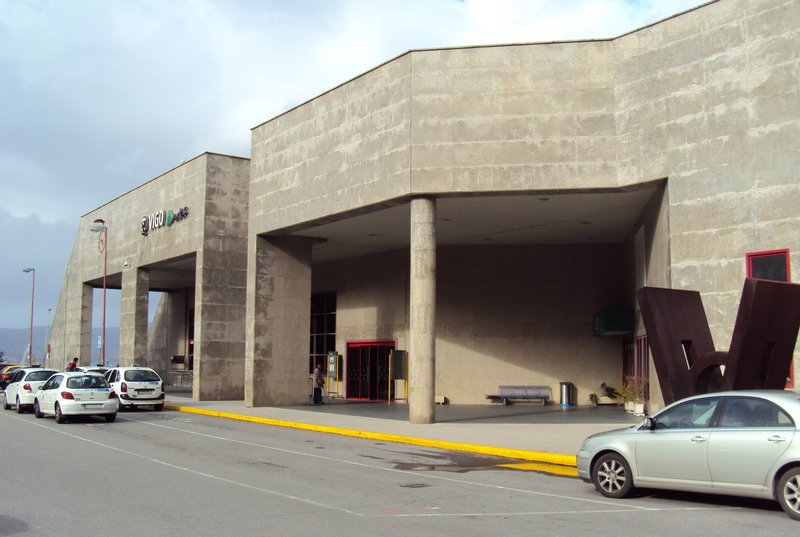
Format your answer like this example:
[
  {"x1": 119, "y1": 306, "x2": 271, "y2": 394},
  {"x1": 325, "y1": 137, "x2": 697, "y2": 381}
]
[{"x1": 346, "y1": 341, "x2": 395, "y2": 401}]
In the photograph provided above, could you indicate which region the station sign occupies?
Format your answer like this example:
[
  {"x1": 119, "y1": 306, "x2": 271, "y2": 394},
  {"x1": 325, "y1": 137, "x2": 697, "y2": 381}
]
[{"x1": 141, "y1": 206, "x2": 189, "y2": 237}]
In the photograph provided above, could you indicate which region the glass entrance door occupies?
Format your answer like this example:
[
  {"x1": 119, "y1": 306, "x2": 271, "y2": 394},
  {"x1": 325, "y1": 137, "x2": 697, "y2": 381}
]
[{"x1": 346, "y1": 341, "x2": 395, "y2": 401}]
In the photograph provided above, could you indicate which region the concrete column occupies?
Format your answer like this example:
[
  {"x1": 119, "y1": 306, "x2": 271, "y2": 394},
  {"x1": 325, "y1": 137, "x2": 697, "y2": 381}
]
[
  {"x1": 194, "y1": 246, "x2": 247, "y2": 401},
  {"x1": 409, "y1": 197, "x2": 436, "y2": 424},
  {"x1": 245, "y1": 235, "x2": 312, "y2": 407},
  {"x1": 120, "y1": 267, "x2": 149, "y2": 367},
  {"x1": 79, "y1": 283, "x2": 93, "y2": 367}
]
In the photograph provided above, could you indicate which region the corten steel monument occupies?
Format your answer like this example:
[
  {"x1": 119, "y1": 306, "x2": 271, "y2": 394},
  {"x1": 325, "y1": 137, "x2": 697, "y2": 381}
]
[{"x1": 637, "y1": 278, "x2": 800, "y2": 405}]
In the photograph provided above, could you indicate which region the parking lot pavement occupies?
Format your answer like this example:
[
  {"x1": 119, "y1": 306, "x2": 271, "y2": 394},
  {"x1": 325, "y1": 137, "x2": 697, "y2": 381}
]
[{"x1": 163, "y1": 392, "x2": 642, "y2": 467}]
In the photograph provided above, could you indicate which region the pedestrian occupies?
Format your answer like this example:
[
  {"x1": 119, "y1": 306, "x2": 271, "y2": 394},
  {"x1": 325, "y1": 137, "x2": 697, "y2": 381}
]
[
  {"x1": 313, "y1": 364, "x2": 325, "y2": 405},
  {"x1": 67, "y1": 357, "x2": 78, "y2": 371}
]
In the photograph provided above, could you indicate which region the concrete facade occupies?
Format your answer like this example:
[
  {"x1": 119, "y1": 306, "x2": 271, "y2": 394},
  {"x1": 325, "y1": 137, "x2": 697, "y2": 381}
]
[
  {"x1": 50, "y1": 153, "x2": 250, "y2": 400},
  {"x1": 52, "y1": 0, "x2": 799, "y2": 418}
]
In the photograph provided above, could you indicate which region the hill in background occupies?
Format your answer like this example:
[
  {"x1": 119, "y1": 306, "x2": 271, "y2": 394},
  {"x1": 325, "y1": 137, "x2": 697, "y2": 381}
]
[{"x1": 0, "y1": 326, "x2": 120, "y2": 367}]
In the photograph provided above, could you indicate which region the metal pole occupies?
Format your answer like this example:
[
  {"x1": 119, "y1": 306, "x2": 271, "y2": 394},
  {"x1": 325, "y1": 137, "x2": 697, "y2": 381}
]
[
  {"x1": 101, "y1": 226, "x2": 107, "y2": 368},
  {"x1": 44, "y1": 307, "x2": 51, "y2": 369},
  {"x1": 64, "y1": 263, "x2": 69, "y2": 368},
  {"x1": 29, "y1": 270, "x2": 35, "y2": 366},
  {"x1": 22, "y1": 268, "x2": 35, "y2": 366},
  {"x1": 89, "y1": 219, "x2": 108, "y2": 368}
]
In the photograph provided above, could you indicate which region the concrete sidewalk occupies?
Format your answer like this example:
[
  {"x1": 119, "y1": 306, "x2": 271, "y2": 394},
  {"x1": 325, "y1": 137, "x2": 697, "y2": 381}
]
[{"x1": 163, "y1": 392, "x2": 641, "y2": 468}]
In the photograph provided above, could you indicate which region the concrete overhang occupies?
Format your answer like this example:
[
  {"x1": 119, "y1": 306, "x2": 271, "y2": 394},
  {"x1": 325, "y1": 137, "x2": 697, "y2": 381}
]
[{"x1": 280, "y1": 181, "x2": 663, "y2": 264}]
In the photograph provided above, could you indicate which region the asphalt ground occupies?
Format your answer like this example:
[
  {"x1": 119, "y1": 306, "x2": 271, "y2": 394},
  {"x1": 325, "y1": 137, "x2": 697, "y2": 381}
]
[{"x1": 163, "y1": 392, "x2": 642, "y2": 473}]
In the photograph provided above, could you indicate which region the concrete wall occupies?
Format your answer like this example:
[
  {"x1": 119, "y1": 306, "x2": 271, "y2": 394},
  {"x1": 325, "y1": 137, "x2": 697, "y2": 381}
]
[
  {"x1": 410, "y1": 42, "x2": 617, "y2": 193},
  {"x1": 250, "y1": 55, "x2": 413, "y2": 234},
  {"x1": 50, "y1": 153, "x2": 250, "y2": 399},
  {"x1": 615, "y1": 0, "x2": 800, "y2": 350},
  {"x1": 314, "y1": 244, "x2": 625, "y2": 404}
]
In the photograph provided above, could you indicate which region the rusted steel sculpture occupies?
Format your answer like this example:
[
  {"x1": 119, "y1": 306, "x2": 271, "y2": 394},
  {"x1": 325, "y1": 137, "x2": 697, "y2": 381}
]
[{"x1": 637, "y1": 278, "x2": 800, "y2": 405}]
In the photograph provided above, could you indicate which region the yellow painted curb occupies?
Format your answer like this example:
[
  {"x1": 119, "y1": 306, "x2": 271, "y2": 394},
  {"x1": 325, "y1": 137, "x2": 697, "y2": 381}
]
[{"x1": 164, "y1": 403, "x2": 578, "y2": 468}]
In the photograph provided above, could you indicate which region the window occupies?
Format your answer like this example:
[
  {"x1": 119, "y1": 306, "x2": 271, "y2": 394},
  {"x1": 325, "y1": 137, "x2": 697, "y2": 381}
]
[
  {"x1": 124, "y1": 369, "x2": 160, "y2": 382},
  {"x1": 654, "y1": 397, "x2": 720, "y2": 429},
  {"x1": 309, "y1": 292, "x2": 336, "y2": 373},
  {"x1": 719, "y1": 397, "x2": 794, "y2": 428},
  {"x1": 27, "y1": 370, "x2": 56, "y2": 382},
  {"x1": 747, "y1": 249, "x2": 789, "y2": 282},
  {"x1": 43, "y1": 376, "x2": 62, "y2": 390}
]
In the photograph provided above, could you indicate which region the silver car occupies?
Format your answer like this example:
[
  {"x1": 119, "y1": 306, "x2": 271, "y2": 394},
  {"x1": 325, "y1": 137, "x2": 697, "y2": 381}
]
[{"x1": 577, "y1": 390, "x2": 800, "y2": 520}]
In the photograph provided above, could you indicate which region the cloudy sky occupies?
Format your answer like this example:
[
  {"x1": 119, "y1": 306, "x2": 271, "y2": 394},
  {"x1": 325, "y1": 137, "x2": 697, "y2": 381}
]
[{"x1": 0, "y1": 0, "x2": 706, "y2": 331}]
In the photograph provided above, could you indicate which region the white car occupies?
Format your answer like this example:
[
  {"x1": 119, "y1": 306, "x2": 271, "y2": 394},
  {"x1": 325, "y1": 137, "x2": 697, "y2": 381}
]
[
  {"x1": 104, "y1": 367, "x2": 165, "y2": 411},
  {"x1": 3, "y1": 368, "x2": 58, "y2": 413},
  {"x1": 33, "y1": 372, "x2": 118, "y2": 423}
]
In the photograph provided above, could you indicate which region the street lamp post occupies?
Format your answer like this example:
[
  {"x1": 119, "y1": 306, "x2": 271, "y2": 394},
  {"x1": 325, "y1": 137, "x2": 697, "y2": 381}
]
[
  {"x1": 22, "y1": 268, "x2": 35, "y2": 366},
  {"x1": 44, "y1": 307, "x2": 51, "y2": 369},
  {"x1": 89, "y1": 219, "x2": 108, "y2": 367}
]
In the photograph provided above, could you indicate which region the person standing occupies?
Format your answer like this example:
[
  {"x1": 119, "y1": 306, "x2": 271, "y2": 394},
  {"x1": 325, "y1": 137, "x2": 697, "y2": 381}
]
[{"x1": 313, "y1": 364, "x2": 325, "y2": 405}]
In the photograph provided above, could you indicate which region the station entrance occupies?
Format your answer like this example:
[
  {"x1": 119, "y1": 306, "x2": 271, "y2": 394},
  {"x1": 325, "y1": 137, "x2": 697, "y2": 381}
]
[{"x1": 346, "y1": 340, "x2": 395, "y2": 401}]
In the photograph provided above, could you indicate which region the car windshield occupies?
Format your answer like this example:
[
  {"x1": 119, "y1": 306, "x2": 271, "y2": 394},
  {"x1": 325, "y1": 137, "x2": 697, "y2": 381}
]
[
  {"x1": 66, "y1": 376, "x2": 110, "y2": 389},
  {"x1": 124, "y1": 369, "x2": 160, "y2": 382},
  {"x1": 26, "y1": 370, "x2": 57, "y2": 382}
]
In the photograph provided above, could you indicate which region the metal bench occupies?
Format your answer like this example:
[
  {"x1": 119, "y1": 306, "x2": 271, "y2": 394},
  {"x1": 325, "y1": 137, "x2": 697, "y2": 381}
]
[{"x1": 486, "y1": 385, "x2": 551, "y2": 406}]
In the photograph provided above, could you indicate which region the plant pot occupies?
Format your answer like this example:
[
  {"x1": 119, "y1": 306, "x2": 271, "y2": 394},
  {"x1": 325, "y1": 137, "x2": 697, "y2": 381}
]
[
  {"x1": 625, "y1": 401, "x2": 634, "y2": 413},
  {"x1": 634, "y1": 402, "x2": 645, "y2": 416}
]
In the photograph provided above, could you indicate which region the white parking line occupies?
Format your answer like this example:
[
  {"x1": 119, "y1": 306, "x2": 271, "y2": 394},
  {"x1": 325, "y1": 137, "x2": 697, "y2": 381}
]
[{"x1": 2, "y1": 412, "x2": 741, "y2": 519}]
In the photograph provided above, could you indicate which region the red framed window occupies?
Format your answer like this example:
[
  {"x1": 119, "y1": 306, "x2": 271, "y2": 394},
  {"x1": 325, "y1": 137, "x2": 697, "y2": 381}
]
[{"x1": 746, "y1": 249, "x2": 793, "y2": 388}]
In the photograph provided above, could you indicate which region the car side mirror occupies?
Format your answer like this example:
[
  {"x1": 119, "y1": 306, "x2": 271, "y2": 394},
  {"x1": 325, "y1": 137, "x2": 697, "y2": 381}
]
[{"x1": 643, "y1": 417, "x2": 656, "y2": 430}]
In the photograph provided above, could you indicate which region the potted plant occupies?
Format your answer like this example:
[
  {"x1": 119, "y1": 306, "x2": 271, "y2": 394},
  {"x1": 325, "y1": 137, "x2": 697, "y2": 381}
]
[
  {"x1": 618, "y1": 379, "x2": 647, "y2": 414},
  {"x1": 589, "y1": 393, "x2": 599, "y2": 406}
]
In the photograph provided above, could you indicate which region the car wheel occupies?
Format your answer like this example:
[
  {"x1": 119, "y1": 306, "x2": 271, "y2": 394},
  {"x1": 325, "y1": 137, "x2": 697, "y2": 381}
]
[
  {"x1": 777, "y1": 467, "x2": 800, "y2": 521},
  {"x1": 34, "y1": 399, "x2": 43, "y2": 418},
  {"x1": 592, "y1": 452, "x2": 635, "y2": 499},
  {"x1": 105, "y1": 413, "x2": 117, "y2": 423},
  {"x1": 154, "y1": 403, "x2": 164, "y2": 411},
  {"x1": 55, "y1": 403, "x2": 66, "y2": 424},
  {"x1": 3, "y1": 392, "x2": 10, "y2": 410},
  {"x1": 15, "y1": 396, "x2": 24, "y2": 414}
]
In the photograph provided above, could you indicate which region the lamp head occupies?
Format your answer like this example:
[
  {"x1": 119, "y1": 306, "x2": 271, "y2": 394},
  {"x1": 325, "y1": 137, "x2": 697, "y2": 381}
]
[
  {"x1": 22, "y1": 267, "x2": 34, "y2": 273},
  {"x1": 89, "y1": 218, "x2": 107, "y2": 233}
]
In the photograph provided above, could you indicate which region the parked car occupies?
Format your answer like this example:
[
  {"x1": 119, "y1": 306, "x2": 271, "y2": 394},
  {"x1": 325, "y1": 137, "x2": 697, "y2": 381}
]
[
  {"x1": 577, "y1": 389, "x2": 800, "y2": 520},
  {"x1": 76, "y1": 366, "x2": 109, "y2": 376},
  {"x1": 33, "y1": 372, "x2": 117, "y2": 423},
  {"x1": 3, "y1": 368, "x2": 58, "y2": 413},
  {"x1": 0, "y1": 364, "x2": 23, "y2": 389},
  {"x1": 104, "y1": 367, "x2": 165, "y2": 411}
]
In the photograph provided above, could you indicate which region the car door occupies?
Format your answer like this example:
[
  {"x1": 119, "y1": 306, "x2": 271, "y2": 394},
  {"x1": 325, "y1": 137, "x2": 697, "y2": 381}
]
[
  {"x1": 708, "y1": 396, "x2": 796, "y2": 493},
  {"x1": 5, "y1": 370, "x2": 24, "y2": 402},
  {"x1": 39, "y1": 374, "x2": 63, "y2": 414},
  {"x1": 635, "y1": 396, "x2": 721, "y2": 488}
]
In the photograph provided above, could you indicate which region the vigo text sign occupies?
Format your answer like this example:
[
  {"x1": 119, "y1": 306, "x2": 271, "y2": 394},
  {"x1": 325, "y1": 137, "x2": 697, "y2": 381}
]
[{"x1": 141, "y1": 207, "x2": 189, "y2": 237}]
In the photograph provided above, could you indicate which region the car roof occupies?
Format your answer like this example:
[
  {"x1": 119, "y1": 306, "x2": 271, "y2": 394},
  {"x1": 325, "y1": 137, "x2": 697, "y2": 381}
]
[
  {"x1": 18, "y1": 367, "x2": 58, "y2": 374},
  {"x1": 112, "y1": 366, "x2": 156, "y2": 371}
]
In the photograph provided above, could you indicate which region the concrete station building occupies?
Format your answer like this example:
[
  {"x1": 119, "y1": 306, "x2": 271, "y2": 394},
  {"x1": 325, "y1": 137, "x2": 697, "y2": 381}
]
[{"x1": 48, "y1": 0, "x2": 799, "y2": 422}]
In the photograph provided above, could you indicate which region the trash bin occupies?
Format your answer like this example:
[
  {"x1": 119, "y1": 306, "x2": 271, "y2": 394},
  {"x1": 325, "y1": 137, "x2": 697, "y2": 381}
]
[{"x1": 559, "y1": 381, "x2": 575, "y2": 406}]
